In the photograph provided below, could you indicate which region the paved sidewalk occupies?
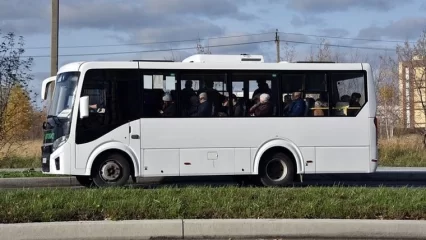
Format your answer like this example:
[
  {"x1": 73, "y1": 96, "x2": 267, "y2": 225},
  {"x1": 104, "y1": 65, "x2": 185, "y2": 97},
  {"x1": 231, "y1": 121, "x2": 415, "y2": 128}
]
[{"x1": 1, "y1": 219, "x2": 426, "y2": 239}]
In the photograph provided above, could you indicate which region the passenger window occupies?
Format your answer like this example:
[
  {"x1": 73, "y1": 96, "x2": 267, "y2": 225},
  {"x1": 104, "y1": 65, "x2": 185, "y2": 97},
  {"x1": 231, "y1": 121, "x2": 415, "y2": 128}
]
[
  {"x1": 142, "y1": 72, "x2": 177, "y2": 118},
  {"x1": 76, "y1": 69, "x2": 140, "y2": 144},
  {"x1": 232, "y1": 72, "x2": 278, "y2": 117},
  {"x1": 180, "y1": 73, "x2": 227, "y2": 117},
  {"x1": 331, "y1": 72, "x2": 366, "y2": 117},
  {"x1": 281, "y1": 73, "x2": 328, "y2": 117}
]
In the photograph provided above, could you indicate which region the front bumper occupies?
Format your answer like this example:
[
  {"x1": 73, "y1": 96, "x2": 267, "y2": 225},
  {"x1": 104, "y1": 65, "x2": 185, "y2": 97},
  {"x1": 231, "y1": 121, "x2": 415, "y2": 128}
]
[{"x1": 41, "y1": 142, "x2": 71, "y2": 175}]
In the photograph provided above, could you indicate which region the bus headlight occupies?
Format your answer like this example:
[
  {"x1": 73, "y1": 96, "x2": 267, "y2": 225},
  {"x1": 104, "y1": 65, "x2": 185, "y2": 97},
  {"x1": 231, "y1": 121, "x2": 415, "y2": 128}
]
[{"x1": 52, "y1": 135, "x2": 69, "y2": 151}]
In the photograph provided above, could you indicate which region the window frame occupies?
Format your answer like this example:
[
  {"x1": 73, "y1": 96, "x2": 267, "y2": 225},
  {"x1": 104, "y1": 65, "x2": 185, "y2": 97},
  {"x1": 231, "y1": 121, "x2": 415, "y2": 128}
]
[{"x1": 137, "y1": 68, "x2": 368, "y2": 118}]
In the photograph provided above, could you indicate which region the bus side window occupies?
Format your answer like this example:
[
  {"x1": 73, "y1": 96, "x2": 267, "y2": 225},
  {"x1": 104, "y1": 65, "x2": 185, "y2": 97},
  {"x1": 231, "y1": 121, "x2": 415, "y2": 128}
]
[{"x1": 331, "y1": 72, "x2": 366, "y2": 117}]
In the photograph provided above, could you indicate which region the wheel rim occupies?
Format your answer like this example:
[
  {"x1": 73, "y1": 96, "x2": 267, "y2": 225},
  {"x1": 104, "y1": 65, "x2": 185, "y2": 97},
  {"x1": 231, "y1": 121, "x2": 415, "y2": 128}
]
[
  {"x1": 100, "y1": 160, "x2": 122, "y2": 182},
  {"x1": 265, "y1": 158, "x2": 288, "y2": 181}
]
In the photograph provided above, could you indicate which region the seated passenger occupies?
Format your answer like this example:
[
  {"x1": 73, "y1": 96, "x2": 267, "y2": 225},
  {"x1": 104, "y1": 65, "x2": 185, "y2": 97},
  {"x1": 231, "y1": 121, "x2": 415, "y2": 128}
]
[
  {"x1": 286, "y1": 92, "x2": 306, "y2": 117},
  {"x1": 249, "y1": 93, "x2": 273, "y2": 117},
  {"x1": 313, "y1": 92, "x2": 328, "y2": 116},
  {"x1": 186, "y1": 95, "x2": 199, "y2": 117},
  {"x1": 197, "y1": 92, "x2": 212, "y2": 117},
  {"x1": 159, "y1": 93, "x2": 176, "y2": 117},
  {"x1": 348, "y1": 92, "x2": 361, "y2": 116}
]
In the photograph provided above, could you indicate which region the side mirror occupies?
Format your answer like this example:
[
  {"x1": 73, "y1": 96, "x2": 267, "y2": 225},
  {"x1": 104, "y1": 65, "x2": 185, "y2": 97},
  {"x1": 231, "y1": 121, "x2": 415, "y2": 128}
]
[
  {"x1": 79, "y1": 96, "x2": 89, "y2": 119},
  {"x1": 41, "y1": 76, "x2": 56, "y2": 100}
]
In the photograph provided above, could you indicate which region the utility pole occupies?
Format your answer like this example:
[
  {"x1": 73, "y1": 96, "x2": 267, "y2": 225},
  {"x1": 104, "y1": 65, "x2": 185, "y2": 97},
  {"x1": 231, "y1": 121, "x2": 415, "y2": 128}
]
[
  {"x1": 51, "y1": 0, "x2": 59, "y2": 77},
  {"x1": 275, "y1": 29, "x2": 280, "y2": 63},
  {"x1": 50, "y1": 0, "x2": 59, "y2": 99}
]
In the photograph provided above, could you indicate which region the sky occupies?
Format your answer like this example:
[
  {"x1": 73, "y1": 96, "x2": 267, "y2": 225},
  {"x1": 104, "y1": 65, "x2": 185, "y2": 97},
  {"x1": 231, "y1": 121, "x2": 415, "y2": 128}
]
[{"x1": 1, "y1": 0, "x2": 426, "y2": 109}]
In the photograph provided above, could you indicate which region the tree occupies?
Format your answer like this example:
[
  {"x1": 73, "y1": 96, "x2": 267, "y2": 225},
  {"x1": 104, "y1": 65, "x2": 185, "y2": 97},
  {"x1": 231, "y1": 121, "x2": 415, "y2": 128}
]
[
  {"x1": 280, "y1": 42, "x2": 296, "y2": 62},
  {"x1": 396, "y1": 30, "x2": 426, "y2": 146},
  {"x1": 2, "y1": 84, "x2": 32, "y2": 143},
  {"x1": 375, "y1": 56, "x2": 401, "y2": 139},
  {"x1": 0, "y1": 30, "x2": 34, "y2": 157}
]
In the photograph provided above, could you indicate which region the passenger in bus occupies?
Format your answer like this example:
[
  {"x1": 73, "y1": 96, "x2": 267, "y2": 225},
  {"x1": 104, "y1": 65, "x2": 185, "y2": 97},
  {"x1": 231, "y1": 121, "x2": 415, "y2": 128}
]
[
  {"x1": 282, "y1": 94, "x2": 292, "y2": 115},
  {"x1": 286, "y1": 92, "x2": 306, "y2": 117},
  {"x1": 198, "y1": 80, "x2": 224, "y2": 116},
  {"x1": 186, "y1": 95, "x2": 199, "y2": 117},
  {"x1": 249, "y1": 93, "x2": 273, "y2": 117},
  {"x1": 197, "y1": 92, "x2": 212, "y2": 117},
  {"x1": 181, "y1": 80, "x2": 196, "y2": 110},
  {"x1": 349, "y1": 92, "x2": 361, "y2": 107},
  {"x1": 159, "y1": 93, "x2": 176, "y2": 117},
  {"x1": 252, "y1": 80, "x2": 272, "y2": 100},
  {"x1": 313, "y1": 92, "x2": 328, "y2": 116},
  {"x1": 222, "y1": 94, "x2": 244, "y2": 117},
  {"x1": 335, "y1": 95, "x2": 350, "y2": 116},
  {"x1": 348, "y1": 92, "x2": 361, "y2": 116}
]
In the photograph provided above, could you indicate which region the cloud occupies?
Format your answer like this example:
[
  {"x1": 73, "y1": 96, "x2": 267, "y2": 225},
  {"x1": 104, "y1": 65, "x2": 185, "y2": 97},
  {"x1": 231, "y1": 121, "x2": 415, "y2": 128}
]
[
  {"x1": 357, "y1": 17, "x2": 426, "y2": 40},
  {"x1": 0, "y1": 0, "x2": 255, "y2": 37},
  {"x1": 285, "y1": 0, "x2": 413, "y2": 13},
  {"x1": 0, "y1": 0, "x2": 50, "y2": 35},
  {"x1": 206, "y1": 31, "x2": 274, "y2": 55},
  {"x1": 127, "y1": 19, "x2": 224, "y2": 47},
  {"x1": 59, "y1": 0, "x2": 255, "y2": 31},
  {"x1": 318, "y1": 28, "x2": 350, "y2": 37},
  {"x1": 291, "y1": 15, "x2": 326, "y2": 27}
]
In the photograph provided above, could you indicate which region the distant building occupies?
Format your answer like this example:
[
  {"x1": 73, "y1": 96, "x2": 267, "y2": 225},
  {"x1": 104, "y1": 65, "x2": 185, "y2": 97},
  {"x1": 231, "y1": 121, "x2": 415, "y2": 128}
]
[{"x1": 399, "y1": 56, "x2": 426, "y2": 129}]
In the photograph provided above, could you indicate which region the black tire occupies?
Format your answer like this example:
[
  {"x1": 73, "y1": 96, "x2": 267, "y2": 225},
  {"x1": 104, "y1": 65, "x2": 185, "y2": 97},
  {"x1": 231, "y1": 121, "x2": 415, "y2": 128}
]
[
  {"x1": 259, "y1": 152, "x2": 295, "y2": 187},
  {"x1": 92, "y1": 153, "x2": 130, "y2": 187},
  {"x1": 75, "y1": 176, "x2": 94, "y2": 188}
]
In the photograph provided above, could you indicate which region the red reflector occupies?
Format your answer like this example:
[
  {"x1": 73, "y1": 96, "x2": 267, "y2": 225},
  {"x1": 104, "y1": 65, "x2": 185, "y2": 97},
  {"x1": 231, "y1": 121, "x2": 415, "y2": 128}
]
[{"x1": 184, "y1": 162, "x2": 191, "y2": 165}]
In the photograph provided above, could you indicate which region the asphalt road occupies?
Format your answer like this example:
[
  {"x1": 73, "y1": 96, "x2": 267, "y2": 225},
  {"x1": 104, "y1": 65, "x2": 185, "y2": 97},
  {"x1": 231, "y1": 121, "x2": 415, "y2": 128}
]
[{"x1": 1, "y1": 167, "x2": 426, "y2": 189}]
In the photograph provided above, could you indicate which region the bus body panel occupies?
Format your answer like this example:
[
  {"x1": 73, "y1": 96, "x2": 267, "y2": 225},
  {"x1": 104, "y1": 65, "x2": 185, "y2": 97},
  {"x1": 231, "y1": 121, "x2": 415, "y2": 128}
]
[{"x1": 362, "y1": 63, "x2": 379, "y2": 170}]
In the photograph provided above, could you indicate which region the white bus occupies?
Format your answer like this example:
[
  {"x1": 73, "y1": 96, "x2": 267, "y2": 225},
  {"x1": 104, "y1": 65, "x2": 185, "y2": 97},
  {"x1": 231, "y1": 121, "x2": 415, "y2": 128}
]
[{"x1": 40, "y1": 54, "x2": 378, "y2": 187}]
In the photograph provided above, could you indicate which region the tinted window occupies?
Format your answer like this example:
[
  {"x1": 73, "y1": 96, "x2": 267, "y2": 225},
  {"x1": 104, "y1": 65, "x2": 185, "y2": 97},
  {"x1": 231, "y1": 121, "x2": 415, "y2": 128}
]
[
  {"x1": 142, "y1": 71, "x2": 177, "y2": 118},
  {"x1": 76, "y1": 69, "x2": 140, "y2": 144},
  {"x1": 180, "y1": 73, "x2": 227, "y2": 117},
  {"x1": 330, "y1": 72, "x2": 366, "y2": 117}
]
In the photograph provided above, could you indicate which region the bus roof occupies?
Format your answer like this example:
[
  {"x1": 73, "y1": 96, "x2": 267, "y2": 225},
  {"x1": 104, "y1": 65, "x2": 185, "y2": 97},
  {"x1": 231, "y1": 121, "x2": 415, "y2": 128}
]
[{"x1": 57, "y1": 54, "x2": 368, "y2": 74}]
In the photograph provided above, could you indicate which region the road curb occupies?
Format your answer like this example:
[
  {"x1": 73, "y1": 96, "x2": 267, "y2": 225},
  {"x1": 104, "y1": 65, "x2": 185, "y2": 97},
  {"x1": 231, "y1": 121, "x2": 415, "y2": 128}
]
[
  {"x1": 0, "y1": 177, "x2": 79, "y2": 188},
  {"x1": 0, "y1": 220, "x2": 182, "y2": 240},
  {"x1": 1, "y1": 219, "x2": 426, "y2": 239}
]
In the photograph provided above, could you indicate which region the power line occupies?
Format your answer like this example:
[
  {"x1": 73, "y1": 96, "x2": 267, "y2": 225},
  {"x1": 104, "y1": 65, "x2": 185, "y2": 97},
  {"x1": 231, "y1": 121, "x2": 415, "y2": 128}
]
[
  {"x1": 25, "y1": 32, "x2": 276, "y2": 50},
  {"x1": 23, "y1": 40, "x2": 275, "y2": 58},
  {"x1": 279, "y1": 31, "x2": 416, "y2": 44},
  {"x1": 22, "y1": 38, "x2": 398, "y2": 59},
  {"x1": 24, "y1": 30, "x2": 415, "y2": 50},
  {"x1": 281, "y1": 40, "x2": 395, "y2": 51}
]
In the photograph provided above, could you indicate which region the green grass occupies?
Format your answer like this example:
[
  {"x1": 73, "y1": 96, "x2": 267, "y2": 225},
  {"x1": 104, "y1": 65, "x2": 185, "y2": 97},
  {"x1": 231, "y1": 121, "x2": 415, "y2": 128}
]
[
  {"x1": 378, "y1": 135, "x2": 426, "y2": 167},
  {"x1": 0, "y1": 186, "x2": 426, "y2": 223},
  {"x1": 0, "y1": 155, "x2": 39, "y2": 169},
  {"x1": 0, "y1": 171, "x2": 61, "y2": 178}
]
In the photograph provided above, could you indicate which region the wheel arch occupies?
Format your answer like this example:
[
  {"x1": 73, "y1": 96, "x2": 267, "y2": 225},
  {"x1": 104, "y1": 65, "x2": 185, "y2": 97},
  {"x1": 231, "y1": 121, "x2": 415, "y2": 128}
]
[
  {"x1": 84, "y1": 142, "x2": 139, "y2": 177},
  {"x1": 252, "y1": 138, "x2": 304, "y2": 175}
]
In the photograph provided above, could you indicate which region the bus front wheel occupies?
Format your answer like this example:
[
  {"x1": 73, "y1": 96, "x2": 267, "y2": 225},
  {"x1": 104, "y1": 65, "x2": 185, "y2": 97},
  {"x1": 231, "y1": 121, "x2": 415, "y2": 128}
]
[
  {"x1": 75, "y1": 176, "x2": 94, "y2": 188},
  {"x1": 92, "y1": 153, "x2": 130, "y2": 187},
  {"x1": 259, "y1": 152, "x2": 295, "y2": 187}
]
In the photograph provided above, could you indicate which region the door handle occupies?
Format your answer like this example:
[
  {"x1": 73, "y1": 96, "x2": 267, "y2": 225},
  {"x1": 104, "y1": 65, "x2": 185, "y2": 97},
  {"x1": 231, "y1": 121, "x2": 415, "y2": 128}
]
[{"x1": 131, "y1": 134, "x2": 140, "y2": 139}]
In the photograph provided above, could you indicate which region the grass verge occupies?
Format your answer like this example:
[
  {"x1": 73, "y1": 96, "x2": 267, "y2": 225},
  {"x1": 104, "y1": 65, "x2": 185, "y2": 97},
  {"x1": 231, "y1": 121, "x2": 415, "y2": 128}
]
[
  {"x1": 0, "y1": 186, "x2": 426, "y2": 223},
  {"x1": 379, "y1": 135, "x2": 426, "y2": 167},
  {"x1": 0, "y1": 171, "x2": 61, "y2": 178}
]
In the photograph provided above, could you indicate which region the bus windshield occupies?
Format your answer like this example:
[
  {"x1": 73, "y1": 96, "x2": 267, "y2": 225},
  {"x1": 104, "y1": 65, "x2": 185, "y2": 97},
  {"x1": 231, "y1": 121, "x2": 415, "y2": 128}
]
[{"x1": 48, "y1": 72, "x2": 80, "y2": 118}]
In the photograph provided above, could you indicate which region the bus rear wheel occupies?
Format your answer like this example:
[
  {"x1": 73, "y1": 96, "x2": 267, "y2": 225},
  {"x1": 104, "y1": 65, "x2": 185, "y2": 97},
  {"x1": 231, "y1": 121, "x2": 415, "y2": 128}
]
[
  {"x1": 92, "y1": 153, "x2": 130, "y2": 187},
  {"x1": 259, "y1": 152, "x2": 295, "y2": 187}
]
